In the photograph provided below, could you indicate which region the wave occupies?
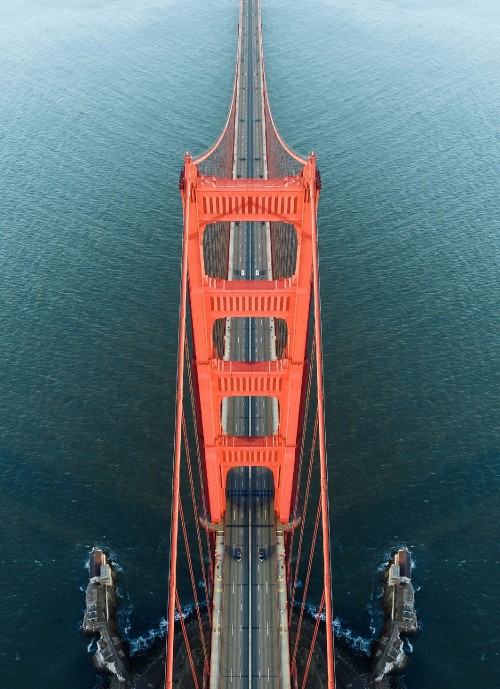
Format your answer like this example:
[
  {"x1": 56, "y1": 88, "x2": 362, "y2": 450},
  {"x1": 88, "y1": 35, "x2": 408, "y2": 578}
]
[
  {"x1": 367, "y1": 597, "x2": 384, "y2": 638},
  {"x1": 376, "y1": 545, "x2": 417, "y2": 573},
  {"x1": 302, "y1": 602, "x2": 371, "y2": 656},
  {"x1": 116, "y1": 596, "x2": 134, "y2": 638},
  {"x1": 127, "y1": 600, "x2": 196, "y2": 655},
  {"x1": 403, "y1": 637, "x2": 414, "y2": 654},
  {"x1": 81, "y1": 545, "x2": 125, "y2": 573},
  {"x1": 333, "y1": 617, "x2": 371, "y2": 656},
  {"x1": 129, "y1": 617, "x2": 168, "y2": 655}
]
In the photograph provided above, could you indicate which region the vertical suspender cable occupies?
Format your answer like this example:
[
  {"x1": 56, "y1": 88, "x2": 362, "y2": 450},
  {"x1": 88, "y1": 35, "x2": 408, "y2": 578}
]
[
  {"x1": 165, "y1": 164, "x2": 191, "y2": 689},
  {"x1": 294, "y1": 338, "x2": 316, "y2": 515},
  {"x1": 287, "y1": 339, "x2": 316, "y2": 591},
  {"x1": 182, "y1": 412, "x2": 212, "y2": 625},
  {"x1": 179, "y1": 496, "x2": 208, "y2": 664},
  {"x1": 184, "y1": 335, "x2": 213, "y2": 594},
  {"x1": 301, "y1": 592, "x2": 325, "y2": 689},
  {"x1": 292, "y1": 499, "x2": 321, "y2": 664},
  {"x1": 185, "y1": 337, "x2": 208, "y2": 518},
  {"x1": 176, "y1": 590, "x2": 201, "y2": 689},
  {"x1": 290, "y1": 411, "x2": 319, "y2": 622}
]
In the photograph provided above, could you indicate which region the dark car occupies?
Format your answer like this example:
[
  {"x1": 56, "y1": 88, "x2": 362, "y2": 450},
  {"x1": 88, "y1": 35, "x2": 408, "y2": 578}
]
[
  {"x1": 235, "y1": 548, "x2": 242, "y2": 561},
  {"x1": 258, "y1": 548, "x2": 265, "y2": 561}
]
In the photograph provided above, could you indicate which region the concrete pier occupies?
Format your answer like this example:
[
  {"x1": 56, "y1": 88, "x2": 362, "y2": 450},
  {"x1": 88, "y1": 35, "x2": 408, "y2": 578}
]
[
  {"x1": 370, "y1": 549, "x2": 418, "y2": 684},
  {"x1": 82, "y1": 549, "x2": 131, "y2": 685},
  {"x1": 81, "y1": 548, "x2": 418, "y2": 689}
]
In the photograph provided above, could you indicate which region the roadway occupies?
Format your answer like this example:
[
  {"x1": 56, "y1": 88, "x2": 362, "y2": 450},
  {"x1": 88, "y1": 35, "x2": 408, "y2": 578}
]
[
  {"x1": 219, "y1": 1, "x2": 281, "y2": 689},
  {"x1": 221, "y1": 468, "x2": 278, "y2": 689},
  {"x1": 224, "y1": 0, "x2": 276, "y2": 438}
]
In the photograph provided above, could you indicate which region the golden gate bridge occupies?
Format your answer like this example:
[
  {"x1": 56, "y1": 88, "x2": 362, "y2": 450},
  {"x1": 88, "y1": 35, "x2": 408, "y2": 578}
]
[{"x1": 166, "y1": 1, "x2": 335, "y2": 687}]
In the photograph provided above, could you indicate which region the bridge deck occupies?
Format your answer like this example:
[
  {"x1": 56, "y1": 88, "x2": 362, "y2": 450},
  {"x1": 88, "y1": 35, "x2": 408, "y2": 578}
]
[
  {"x1": 221, "y1": 468, "x2": 279, "y2": 689},
  {"x1": 218, "y1": 2, "x2": 283, "y2": 689}
]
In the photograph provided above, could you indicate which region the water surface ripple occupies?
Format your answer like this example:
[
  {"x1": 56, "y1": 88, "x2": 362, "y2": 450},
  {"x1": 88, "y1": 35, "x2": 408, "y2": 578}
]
[{"x1": 1, "y1": 1, "x2": 498, "y2": 688}]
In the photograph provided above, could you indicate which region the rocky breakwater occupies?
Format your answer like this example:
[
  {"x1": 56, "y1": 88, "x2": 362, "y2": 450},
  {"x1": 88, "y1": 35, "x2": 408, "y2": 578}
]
[
  {"x1": 370, "y1": 549, "x2": 418, "y2": 685},
  {"x1": 82, "y1": 549, "x2": 131, "y2": 685}
]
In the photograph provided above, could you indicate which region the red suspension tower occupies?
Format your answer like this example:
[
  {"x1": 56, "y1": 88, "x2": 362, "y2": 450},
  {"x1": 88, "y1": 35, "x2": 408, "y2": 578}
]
[{"x1": 166, "y1": 2, "x2": 335, "y2": 688}]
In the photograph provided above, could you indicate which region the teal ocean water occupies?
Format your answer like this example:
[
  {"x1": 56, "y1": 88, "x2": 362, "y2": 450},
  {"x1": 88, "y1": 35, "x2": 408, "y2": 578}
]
[{"x1": 1, "y1": 1, "x2": 499, "y2": 687}]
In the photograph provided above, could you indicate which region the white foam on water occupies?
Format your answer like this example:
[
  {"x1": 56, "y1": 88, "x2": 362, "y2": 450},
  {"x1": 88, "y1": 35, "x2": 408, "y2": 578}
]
[
  {"x1": 128, "y1": 600, "x2": 198, "y2": 655},
  {"x1": 367, "y1": 597, "x2": 384, "y2": 638},
  {"x1": 303, "y1": 602, "x2": 370, "y2": 655},
  {"x1": 117, "y1": 597, "x2": 134, "y2": 638},
  {"x1": 129, "y1": 617, "x2": 168, "y2": 655},
  {"x1": 376, "y1": 545, "x2": 416, "y2": 574},
  {"x1": 82, "y1": 546, "x2": 124, "y2": 573},
  {"x1": 175, "y1": 602, "x2": 195, "y2": 621},
  {"x1": 403, "y1": 637, "x2": 414, "y2": 654},
  {"x1": 106, "y1": 549, "x2": 124, "y2": 573},
  {"x1": 376, "y1": 548, "x2": 395, "y2": 573},
  {"x1": 333, "y1": 617, "x2": 371, "y2": 656},
  {"x1": 305, "y1": 601, "x2": 325, "y2": 621}
]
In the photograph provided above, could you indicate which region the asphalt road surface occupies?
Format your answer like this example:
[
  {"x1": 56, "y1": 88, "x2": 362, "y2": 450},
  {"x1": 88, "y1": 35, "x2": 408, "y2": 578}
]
[
  {"x1": 224, "y1": 0, "x2": 276, "y2": 440},
  {"x1": 220, "y1": 2, "x2": 281, "y2": 689},
  {"x1": 221, "y1": 467, "x2": 279, "y2": 689}
]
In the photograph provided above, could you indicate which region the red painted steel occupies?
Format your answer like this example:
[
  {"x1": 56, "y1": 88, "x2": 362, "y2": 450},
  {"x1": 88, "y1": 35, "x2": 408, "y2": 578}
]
[
  {"x1": 310, "y1": 172, "x2": 336, "y2": 689},
  {"x1": 167, "y1": 2, "x2": 335, "y2": 688},
  {"x1": 180, "y1": 155, "x2": 318, "y2": 525},
  {"x1": 165, "y1": 141, "x2": 191, "y2": 689}
]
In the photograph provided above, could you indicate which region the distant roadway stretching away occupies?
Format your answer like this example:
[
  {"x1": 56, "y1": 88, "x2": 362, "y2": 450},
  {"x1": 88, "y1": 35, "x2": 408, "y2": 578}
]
[{"x1": 219, "y1": 1, "x2": 281, "y2": 689}]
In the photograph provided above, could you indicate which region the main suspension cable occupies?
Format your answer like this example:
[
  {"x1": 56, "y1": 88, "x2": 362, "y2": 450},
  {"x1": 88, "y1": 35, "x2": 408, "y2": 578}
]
[{"x1": 309, "y1": 169, "x2": 336, "y2": 689}]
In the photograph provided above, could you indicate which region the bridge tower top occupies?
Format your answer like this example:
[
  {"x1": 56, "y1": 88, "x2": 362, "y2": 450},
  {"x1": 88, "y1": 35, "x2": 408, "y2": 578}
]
[{"x1": 180, "y1": 155, "x2": 320, "y2": 526}]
